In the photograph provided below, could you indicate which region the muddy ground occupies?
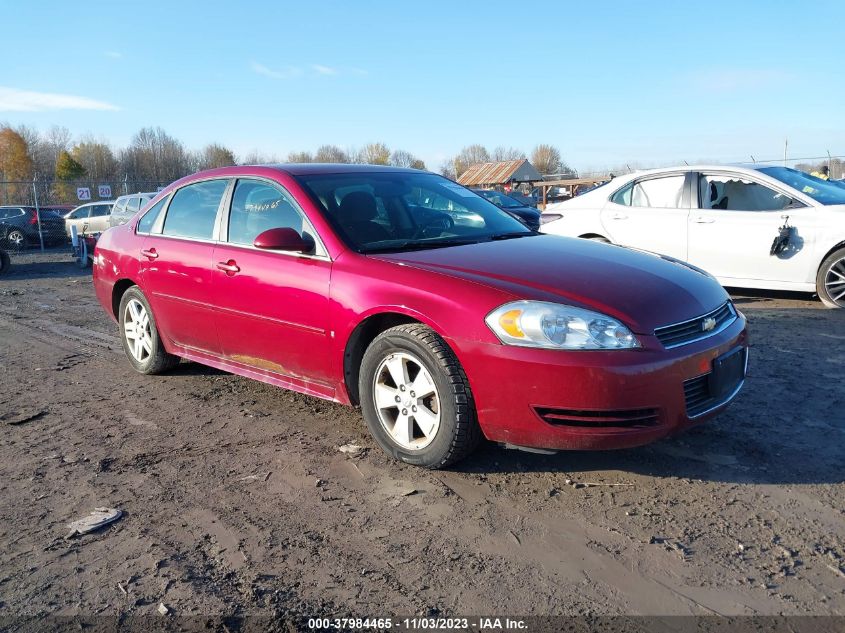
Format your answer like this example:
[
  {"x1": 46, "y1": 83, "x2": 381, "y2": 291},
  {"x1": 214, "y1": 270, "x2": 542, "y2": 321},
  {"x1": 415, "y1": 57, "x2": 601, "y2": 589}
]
[{"x1": 0, "y1": 249, "x2": 843, "y2": 625}]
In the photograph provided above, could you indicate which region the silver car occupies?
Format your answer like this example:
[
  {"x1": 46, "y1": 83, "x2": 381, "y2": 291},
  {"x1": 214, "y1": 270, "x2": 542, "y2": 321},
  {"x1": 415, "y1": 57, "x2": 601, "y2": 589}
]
[
  {"x1": 109, "y1": 192, "x2": 157, "y2": 228},
  {"x1": 64, "y1": 201, "x2": 114, "y2": 239}
]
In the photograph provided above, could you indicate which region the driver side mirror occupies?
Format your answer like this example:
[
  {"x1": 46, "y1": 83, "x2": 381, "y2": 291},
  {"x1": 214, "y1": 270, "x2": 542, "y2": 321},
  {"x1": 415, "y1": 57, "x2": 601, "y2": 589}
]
[{"x1": 253, "y1": 227, "x2": 315, "y2": 253}]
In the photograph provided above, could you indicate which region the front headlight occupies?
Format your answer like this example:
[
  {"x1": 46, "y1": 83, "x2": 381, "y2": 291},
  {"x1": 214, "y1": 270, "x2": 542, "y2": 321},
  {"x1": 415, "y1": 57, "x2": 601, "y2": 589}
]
[{"x1": 485, "y1": 301, "x2": 640, "y2": 350}]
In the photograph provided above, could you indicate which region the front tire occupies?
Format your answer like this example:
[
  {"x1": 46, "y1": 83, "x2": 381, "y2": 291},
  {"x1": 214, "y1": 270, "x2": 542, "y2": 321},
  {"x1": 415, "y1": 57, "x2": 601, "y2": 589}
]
[
  {"x1": 359, "y1": 324, "x2": 481, "y2": 469},
  {"x1": 817, "y1": 248, "x2": 845, "y2": 308},
  {"x1": 118, "y1": 287, "x2": 179, "y2": 374}
]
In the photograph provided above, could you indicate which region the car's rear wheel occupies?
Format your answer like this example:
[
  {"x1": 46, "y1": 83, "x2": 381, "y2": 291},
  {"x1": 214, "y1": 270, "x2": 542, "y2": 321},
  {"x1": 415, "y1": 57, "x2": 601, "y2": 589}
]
[
  {"x1": 6, "y1": 230, "x2": 25, "y2": 249},
  {"x1": 817, "y1": 248, "x2": 845, "y2": 308},
  {"x1": 118, "y1": 287, "x2": 179, "y2": 374},
  {"x1": 359, "y1": 324, "x2": 481, "y2": 468},
  {"x1": 0, "y1": 250, "x2": 9, "y2": 276}
]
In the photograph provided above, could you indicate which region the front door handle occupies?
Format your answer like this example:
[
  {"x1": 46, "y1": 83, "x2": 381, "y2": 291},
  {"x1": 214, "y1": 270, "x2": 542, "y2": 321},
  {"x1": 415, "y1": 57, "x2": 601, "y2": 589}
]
[
  {"x1": 610, "y1": 213, "x2": 628, "y2": 220},
  {"x1": 216, "y1": 260, "x2": 240, "y2": 275},
  {"x1": 693, "y1": 217, "x2": 715, "y2": 224},
  {"x1": 141, "y1": 248, "x2": 159, "y2": 259}
]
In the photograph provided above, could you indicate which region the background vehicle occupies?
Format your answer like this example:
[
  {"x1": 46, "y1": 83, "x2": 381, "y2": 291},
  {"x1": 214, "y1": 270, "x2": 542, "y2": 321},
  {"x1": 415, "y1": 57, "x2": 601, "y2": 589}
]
[
  {"x1": 93, "y1": 165, "x2": 747, "y2": 469},
  {"x1": 542, "y1": 165, "x2": 845, "y2": 308},
  {"x1": 109, "y1": 192, "x2": 156, "y2": 227},
  {"x1": 470, "y1": 188, "x2": 541, "y2": 230},
  {"x1": 0, "y1": 206, "x2": 67, "y2": 248},
  {"x1": 64, "y1": 201, "x2": 114, "y2": 239}
]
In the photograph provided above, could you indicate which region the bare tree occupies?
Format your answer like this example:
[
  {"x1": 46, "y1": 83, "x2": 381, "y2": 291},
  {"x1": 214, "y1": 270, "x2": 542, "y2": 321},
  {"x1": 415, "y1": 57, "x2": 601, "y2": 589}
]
[
  {"x1": 195, "y1": 143, "x2": 236, "y2": 170},
  {"x1": 121, "y1": 127, "x2": 189, "y2": 184},
  {"x1": 531, "y1": 144, "x2": 567, "y2": 176},
  {"x1": 287, "y1": 151, "x2": 313, "y2": 163},
  {"x1": 450, "y1": 144, "x2": 491, "y2": 177},
  {"x1": 241, "y1": 150, "x2": 279, "y2": 165},
  {"x1": 390, "y1": 149, "x2": 426, "y2": 170},
  {"x1": 314, "y1": 145, "x2": 349, "y2": 163},
  {"x1": 358, "y1": 142, "x2": 391, "y2": 165},
  {"x1": 492, "y1": 146, "x2": 525, "y2": 161},
  {"x1": 72, "y1": 138, "x2": 119, "y2": 182}
]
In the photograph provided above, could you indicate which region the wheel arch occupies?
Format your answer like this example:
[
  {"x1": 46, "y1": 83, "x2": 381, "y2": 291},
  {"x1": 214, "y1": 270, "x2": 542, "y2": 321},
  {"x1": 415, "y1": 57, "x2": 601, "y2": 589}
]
[
  {"x1": 111, "y1": 279, "x2": 137, "y2": 319},
  {"x1": 579, "y1": 233, "x2": 610, "y2": 241},
  {"x1": 342, "y1": 311, "x2": 435, "y2": 405},
  {"x1": 819, "y1": 240, "x2": 845, "y2": 271}
]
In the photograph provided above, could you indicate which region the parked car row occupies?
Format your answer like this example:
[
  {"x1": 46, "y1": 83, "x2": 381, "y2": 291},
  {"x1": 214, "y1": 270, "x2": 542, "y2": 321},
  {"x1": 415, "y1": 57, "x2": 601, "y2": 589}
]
[
  {"x1": 541, "y1": 165, "x2": 845, "y2": 308},
  {"x1": 0, "y1": 191, "x2": 158, "y2": 248},
  {"x1": 92, "y1": 164, "x2": 748, "y2": 469}
]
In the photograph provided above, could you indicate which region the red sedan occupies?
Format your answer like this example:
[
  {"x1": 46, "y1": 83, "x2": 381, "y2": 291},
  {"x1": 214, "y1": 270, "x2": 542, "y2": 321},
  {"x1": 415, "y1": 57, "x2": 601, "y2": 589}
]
[{"x1": 93, "y1": 165, "x2": 748, "y2": 468}]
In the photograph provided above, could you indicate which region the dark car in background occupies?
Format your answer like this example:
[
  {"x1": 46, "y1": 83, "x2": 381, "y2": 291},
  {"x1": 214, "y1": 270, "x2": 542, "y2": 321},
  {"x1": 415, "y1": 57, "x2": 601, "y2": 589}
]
[
  {"x1": 0, "y1": 206, "x2": 67, "y2": 248},
  {"x1": 109, "y1": 192, "x2": 157, "y2": 228},
  {"x1": 470, "y1": 188, "x2": 541, "y2": 230}
]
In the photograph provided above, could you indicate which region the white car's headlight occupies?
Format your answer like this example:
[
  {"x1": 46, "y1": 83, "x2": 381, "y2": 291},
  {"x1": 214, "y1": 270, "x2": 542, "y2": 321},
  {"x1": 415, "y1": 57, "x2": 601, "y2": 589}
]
[{"x1": 485, "y1": 301, "x2": 640, "y2": 350}]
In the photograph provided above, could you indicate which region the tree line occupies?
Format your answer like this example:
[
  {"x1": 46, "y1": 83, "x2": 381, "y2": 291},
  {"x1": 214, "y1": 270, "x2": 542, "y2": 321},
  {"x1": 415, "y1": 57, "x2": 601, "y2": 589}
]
[{"x1": 0, "y1": 122, "x2": 571, "y2": 204}]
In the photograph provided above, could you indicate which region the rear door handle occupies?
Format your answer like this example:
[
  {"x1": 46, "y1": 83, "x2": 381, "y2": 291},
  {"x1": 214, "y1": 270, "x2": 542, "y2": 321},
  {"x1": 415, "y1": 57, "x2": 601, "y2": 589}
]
[
  {"x1": 693, "y1": 217, "x2": 715, "y2": 224},
  {"x1": 216, "y1": 260, "x2": 240, "y2": 275},
  {"x1": 141, "y1": 248, "x2": 159, "y2": 259}
]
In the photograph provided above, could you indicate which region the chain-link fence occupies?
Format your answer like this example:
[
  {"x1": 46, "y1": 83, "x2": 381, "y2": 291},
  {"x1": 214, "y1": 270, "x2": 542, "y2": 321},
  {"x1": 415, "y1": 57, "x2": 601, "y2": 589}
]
[{"x1": 0, "y1": 178, "x2": 167, "y2": 253}]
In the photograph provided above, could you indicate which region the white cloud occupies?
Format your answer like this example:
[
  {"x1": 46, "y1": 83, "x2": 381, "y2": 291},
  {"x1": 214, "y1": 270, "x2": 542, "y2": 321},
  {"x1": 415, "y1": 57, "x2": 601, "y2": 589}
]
[
  {"x1": 0, "y1": 87, "x2": 120, "y2": 112},
  {"x1": 312, "y1": 64, "x2": 338, "y2": 76},
  {"x1": 250, "y1": 61, "x2": 302, "y2": 80},
  {"x1": 104, "y1": 51, "x2": 122, "y2": 59}
]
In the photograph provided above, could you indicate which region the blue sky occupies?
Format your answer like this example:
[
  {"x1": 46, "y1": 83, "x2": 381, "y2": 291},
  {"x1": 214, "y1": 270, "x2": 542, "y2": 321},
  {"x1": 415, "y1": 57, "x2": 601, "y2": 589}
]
[{"x1": 2, "y1": 0, "x2": 844, "y2": 172}]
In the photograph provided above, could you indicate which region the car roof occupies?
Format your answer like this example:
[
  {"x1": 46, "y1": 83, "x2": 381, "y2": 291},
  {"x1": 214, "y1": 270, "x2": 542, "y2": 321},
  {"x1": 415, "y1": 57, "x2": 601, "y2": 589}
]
[
  {"x1": 116, "y1": 192, "x2": 157, "y2": 198},
  {"x1": 209, "y1": 163, "x2": 422, "y2": 177}
]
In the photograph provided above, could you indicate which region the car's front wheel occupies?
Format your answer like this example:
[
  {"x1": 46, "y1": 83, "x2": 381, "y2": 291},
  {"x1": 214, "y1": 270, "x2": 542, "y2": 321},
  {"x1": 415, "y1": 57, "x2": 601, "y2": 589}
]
[
  {"x1": 359, "y1": 324, "x2": 481, "y2": 468},
  {"x1": 817, "y1": 248, "x2": 845, "y2": 308},
  {"x1": 118, "y1": 286, "x2": 180, "y2": 374}
]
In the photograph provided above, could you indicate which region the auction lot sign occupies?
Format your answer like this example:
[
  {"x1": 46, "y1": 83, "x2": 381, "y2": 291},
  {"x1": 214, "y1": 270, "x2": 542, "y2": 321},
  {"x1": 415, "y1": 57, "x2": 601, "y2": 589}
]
[{"x1": 76, "y1": 187, "x2": 91, "y2": 201}]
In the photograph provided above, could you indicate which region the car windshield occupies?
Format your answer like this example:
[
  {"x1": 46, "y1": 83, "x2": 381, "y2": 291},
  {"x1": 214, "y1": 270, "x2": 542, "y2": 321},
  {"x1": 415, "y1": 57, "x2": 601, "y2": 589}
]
[
  {"x1": 477, "y1": 190, "x2": 524, "y2": 209},
  {"x1": 295, "y1": 171, "x2": 533, "y2": 253},
  {"x1": 757, "y1": 166, "x2": 845, "y2": 205}
]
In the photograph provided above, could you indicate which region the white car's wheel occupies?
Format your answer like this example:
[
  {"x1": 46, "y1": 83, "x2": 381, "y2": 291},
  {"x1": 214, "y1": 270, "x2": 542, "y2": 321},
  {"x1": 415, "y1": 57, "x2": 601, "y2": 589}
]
[{"x1": 817, "y1": 248, "x2": 845, "y2": 308}]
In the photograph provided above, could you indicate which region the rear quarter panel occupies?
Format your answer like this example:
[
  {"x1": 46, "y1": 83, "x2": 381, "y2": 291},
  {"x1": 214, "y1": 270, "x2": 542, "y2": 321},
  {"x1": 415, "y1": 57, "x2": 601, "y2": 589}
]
[{"x1": 92, "y1": 223, "x2": 143, "y2": 322}]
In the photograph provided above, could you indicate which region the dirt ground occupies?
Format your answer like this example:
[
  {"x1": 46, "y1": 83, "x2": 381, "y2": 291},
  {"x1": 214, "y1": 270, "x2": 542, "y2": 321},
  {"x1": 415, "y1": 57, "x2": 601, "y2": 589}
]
[{"x1": 0, "y1": 250, "x2": 843, "y2": 625}]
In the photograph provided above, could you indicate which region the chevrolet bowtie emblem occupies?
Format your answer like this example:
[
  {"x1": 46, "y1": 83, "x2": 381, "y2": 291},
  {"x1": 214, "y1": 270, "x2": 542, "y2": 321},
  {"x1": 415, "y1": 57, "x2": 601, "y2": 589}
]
[{"x1": 702, "y1": 317, "x2": 717, "y2": 332}]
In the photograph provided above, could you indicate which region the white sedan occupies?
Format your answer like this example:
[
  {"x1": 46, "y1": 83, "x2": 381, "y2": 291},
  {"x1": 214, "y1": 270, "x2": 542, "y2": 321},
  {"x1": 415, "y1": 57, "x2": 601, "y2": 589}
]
[{"x1": 541, "y1": 165, "x2": 845, "y2": 307}]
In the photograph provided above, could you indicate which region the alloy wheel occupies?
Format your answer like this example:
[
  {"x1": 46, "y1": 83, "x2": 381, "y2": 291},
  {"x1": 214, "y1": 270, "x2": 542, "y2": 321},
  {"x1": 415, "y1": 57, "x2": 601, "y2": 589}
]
[
  {"x1": 7, "y1": 230, "x2": 24, "y2": 246},
  {"x1": 373, "y1": 351, "x2": 441, "y2": 450},
  {"x1": 825, "y1": 256, "x2": 845, "y2": 307},
  {"x1": 123, "y1": 299, "x2": 153, "y2": 362}
]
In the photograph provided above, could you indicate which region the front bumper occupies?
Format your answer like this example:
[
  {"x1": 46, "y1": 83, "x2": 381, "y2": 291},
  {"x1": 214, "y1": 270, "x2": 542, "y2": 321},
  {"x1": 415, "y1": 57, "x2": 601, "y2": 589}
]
[{"x1": 454, "y1": 313, "x2": 748, "y2": 451}]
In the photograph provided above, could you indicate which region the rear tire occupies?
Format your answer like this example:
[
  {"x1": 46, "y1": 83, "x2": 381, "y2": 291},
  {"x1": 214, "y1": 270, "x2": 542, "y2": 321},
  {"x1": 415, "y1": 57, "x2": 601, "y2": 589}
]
[
  {"x1": 6, "y1": 229, "x2": 25, "y2": 249},
  {"x1": 359, "y1": 324, "x2": 481, "y2": 469},
  {"x1": 817, "y1": 248, "x2": 845, "y2": 308},
  {"x1": 118, "y1": 286, "x2": 180, "y2": 374}
]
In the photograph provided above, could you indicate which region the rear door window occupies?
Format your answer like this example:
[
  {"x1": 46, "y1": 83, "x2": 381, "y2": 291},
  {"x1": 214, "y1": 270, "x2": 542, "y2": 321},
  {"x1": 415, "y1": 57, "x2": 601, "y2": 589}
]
[
  {"x1": 162, "y1": 179, "x2": 228, "y2": 240},
  {"x1": 90, "y1": 204, "x2": 111, "y2": 217},
  {"x1": 630, "y1": 175, "x2": 685, "y2": 208},
  {"x1": 125, "y1": 197, "x2": 141, "y2": 214}
]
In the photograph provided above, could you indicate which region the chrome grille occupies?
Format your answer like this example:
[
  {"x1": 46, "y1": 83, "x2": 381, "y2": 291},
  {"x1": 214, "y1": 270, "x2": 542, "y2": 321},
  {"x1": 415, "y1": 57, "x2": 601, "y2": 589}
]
[{"x1": 654, "y1": 302, "x2": 736, "y2": 349}]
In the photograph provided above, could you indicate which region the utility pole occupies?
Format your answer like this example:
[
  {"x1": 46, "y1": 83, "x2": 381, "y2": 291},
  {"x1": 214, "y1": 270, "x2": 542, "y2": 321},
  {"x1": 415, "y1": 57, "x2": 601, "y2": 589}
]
[{"x1": 783, "y1": 138, "x2": 788, "y2": 166}]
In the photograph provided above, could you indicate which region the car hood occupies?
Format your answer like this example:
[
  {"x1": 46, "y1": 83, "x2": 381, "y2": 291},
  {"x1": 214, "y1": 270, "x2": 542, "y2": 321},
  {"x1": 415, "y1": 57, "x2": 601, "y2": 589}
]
[{"x1": 373, "y1": 235, "x2": 729, "y2": 334}]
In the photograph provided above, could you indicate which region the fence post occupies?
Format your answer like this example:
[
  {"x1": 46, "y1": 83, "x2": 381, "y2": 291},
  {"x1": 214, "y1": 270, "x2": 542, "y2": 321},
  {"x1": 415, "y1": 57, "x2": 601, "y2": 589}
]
[{"x1": 33, "y1": 175, "x2": 45, "y2": 253}]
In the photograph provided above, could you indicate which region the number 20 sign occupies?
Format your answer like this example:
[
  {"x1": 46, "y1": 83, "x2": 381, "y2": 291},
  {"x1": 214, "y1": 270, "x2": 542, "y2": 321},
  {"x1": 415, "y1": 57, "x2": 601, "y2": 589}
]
[{"x1": 98, "y1": 185, "x2": 112, "y2": 198}]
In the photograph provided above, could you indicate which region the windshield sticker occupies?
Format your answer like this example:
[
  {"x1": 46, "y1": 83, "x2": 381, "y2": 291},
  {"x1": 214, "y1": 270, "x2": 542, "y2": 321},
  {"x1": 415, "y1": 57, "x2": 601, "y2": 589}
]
[{"x1": 441, "y1": 183, "x2": 476, "y2": 198}]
